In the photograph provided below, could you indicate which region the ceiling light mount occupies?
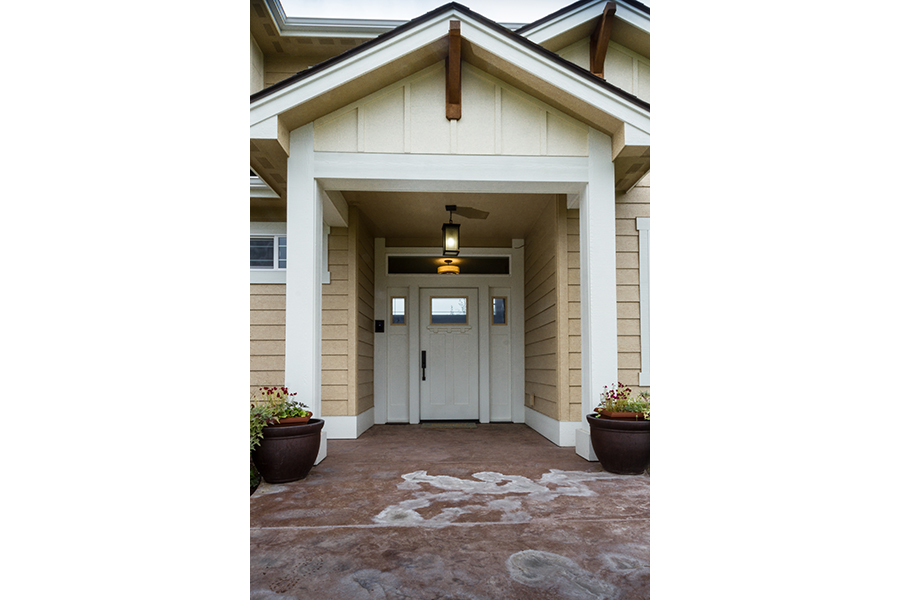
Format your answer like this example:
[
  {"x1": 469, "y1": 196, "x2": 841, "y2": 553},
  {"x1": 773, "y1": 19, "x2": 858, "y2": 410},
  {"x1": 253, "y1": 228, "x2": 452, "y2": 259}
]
[{"x1": 437, "y1": 259, "x2": 460, "y2": 275}]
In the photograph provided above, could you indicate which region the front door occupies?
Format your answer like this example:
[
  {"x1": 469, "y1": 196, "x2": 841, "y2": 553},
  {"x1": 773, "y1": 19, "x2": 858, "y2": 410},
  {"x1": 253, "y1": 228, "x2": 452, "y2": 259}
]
[{"x1": 419, "y1": 288, "x2": 479, "y2": 420}]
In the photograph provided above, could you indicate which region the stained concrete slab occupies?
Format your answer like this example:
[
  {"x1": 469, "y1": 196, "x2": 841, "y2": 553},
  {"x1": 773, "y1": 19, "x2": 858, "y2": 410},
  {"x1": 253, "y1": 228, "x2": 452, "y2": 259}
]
[{"x1": 251, "y1": 423, "x2": 649, "y2": 599}]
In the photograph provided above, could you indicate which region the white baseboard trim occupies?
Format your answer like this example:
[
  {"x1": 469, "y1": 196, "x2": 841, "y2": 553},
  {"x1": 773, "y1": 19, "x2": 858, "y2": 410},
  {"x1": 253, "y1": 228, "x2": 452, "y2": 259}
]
[
  {"x1": 322, "y1": 408, "x2": 375, "y2": 440},
  {"x1": 575, "y1": 428, "x2": 598, "y2": 461},
  {"x1": 524, "y1": 407, "x2": 580, "y2": 447}
]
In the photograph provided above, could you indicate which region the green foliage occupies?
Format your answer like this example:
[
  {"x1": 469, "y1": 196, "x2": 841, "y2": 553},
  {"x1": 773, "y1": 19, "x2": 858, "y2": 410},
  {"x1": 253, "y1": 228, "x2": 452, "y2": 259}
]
[
  {"x1": 250, "y1": 386, "x2": 313, "y2": 453},
  {"x1": 595, "y1": 383, "x2": 650, "y2": 420}
]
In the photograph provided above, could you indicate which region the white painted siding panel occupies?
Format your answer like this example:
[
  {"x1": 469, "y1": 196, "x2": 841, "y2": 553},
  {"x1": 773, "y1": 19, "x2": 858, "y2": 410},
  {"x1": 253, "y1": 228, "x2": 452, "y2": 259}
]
[
  {"x1": 456, "y1": 67, "x2": 498, "y2": 155},
  {"x1": 364, "y1": 88, "x2": 405, "y2": 153},
  {"x1": 314, "y1": 108, "x2": 358, "y2": 152},
  {"x1": 409, "y1": 64, "x2": 451, "y2": 154}
]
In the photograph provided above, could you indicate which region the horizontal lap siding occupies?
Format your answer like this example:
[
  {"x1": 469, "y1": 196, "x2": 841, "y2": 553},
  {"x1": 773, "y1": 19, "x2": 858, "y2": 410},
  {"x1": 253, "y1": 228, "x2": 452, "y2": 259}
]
[
  {"x1": 250, "y1": 284, "x2": 285, "y2": 396},
  {"x1": 524, "y1": 198, "x2": 559, "y2": 420},
  {"x1": 322, "y1": 228, "x2": 350, "y2": 414},
  {"x1": 615, "y1": 176, "x2": 649, "y2": 395},
  {"x1": 566, "y1": 208, "x2": 582, "y2": 421},
  {"x1": 356, "y1": 215, "x2": 375, "y2": 415}
]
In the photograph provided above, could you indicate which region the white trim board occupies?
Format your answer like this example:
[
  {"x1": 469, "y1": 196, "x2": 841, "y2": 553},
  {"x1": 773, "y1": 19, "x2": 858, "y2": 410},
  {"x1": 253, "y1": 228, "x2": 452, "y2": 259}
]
[
  {"x1": 323, "y1": 408, "x2": 376, "y2": 439},
  {"x1": 524, "y1": 407, "x2": 580, "y2": 447}
]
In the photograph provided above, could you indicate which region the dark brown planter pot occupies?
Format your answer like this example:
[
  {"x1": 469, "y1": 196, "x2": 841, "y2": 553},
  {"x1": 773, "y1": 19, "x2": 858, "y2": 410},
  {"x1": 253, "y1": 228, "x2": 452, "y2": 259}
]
[
  {"x1": 596, "y1": 409, "x2": 646, "y2": 420},
  {"x1": 267, "y1": 415, "x2": 311, "y2": 426},
  {"x1": 252, "y1": 418, "x2": 324, "y2": 483},
  {"x1": 587, "y1": 414, "x2": 650, "y2": 475}
]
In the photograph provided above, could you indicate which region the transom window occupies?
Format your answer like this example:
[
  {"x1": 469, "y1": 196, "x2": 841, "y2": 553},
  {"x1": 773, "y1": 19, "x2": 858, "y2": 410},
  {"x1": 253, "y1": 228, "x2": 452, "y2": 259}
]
[{"x1": 250, "y1": 236, "x2": 286, "y2": 269}]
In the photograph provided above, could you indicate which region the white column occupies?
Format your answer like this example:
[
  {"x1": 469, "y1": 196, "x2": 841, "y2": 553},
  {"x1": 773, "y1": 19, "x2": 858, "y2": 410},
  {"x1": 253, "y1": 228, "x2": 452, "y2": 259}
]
[
  {"x1": 284, "y1": 123, "x2": 327, "y2": 461},
  {"x1": 575, "y1": 128, "x2": 619, "y2": 461}
]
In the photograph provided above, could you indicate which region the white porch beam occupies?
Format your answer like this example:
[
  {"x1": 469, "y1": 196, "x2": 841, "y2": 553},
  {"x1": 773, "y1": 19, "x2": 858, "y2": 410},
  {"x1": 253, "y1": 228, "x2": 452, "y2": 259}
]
[
  {"x1": 284, "y1": 123, "x2": 327, "y2": 462},
  {"x1": 575, "y1": 128, "x2": 619, "y2": 461},
  {"x1": 314, "y1": 152, "x2": 589, "y2": 193},
  {"x1": 322, "y1": 190, "x2": 349, "y2": 228}
]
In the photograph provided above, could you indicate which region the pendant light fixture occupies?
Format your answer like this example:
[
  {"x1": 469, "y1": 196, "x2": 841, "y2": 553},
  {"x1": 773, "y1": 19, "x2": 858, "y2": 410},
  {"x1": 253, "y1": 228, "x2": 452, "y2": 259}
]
[
  {"x1": 437, "y1": 259, "x2": 459, "y2": 275},
  {"x1": 442, "y1": 205, "x2": 460, "y2": 257}
]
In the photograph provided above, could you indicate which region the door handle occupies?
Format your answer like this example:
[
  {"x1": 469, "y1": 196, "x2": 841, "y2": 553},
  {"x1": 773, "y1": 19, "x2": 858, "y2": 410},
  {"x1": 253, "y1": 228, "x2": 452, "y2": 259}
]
[{"x1": 421, "y1": 350, "x2": 426, "y2": 381}]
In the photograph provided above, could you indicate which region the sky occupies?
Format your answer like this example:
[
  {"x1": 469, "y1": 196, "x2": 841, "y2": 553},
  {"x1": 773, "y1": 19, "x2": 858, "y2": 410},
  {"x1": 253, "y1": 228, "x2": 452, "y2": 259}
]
[{"x1": 278, "y1": 0, "x2": 611, "y2": 25}]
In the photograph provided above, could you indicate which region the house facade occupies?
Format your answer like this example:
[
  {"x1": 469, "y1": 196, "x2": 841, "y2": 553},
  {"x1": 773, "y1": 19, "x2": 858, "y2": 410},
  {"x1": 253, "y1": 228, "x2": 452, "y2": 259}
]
[{"x1": 249, "y1": 0, "x2": 650, "y2": 462}]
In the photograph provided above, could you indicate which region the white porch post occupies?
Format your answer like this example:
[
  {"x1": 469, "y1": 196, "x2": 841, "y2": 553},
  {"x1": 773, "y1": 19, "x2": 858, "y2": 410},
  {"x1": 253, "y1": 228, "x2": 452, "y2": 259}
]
[
  {"x1": 284, "y1": 123, "x2": 327, "y2": 462},
  {"x1": 575, "y1": 129, "x2": 619, "y2": 460}
]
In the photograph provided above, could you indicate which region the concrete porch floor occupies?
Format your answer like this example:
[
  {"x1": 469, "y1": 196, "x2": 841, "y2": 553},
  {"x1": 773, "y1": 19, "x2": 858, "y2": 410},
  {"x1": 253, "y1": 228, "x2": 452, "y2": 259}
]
[{"x1": 251, "y1": 423, "x2": 649, "y2": 599}]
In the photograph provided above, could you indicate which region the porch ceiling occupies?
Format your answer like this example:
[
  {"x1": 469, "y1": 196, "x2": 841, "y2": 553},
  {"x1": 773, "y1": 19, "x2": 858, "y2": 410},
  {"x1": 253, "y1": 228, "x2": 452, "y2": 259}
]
[{"x1": 251, "y1": 191, "x2": 557, "y2": 247}]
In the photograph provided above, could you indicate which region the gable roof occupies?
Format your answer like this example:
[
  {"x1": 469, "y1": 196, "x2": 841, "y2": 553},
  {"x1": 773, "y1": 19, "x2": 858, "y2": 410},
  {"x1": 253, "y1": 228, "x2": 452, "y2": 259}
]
[
  {"x1": 251, "y1": 2, "x2": 647, "y2": 112},
  {"x1": 250, "y1": 1, "x2": 650, "y2": 198}
]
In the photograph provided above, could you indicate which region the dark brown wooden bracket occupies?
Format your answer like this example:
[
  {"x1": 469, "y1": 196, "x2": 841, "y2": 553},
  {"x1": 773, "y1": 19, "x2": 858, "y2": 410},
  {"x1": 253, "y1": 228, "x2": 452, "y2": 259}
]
[
  {"x1": 446, "y1": 20, "x2": 461, "y2": 120},
  {"x1": 590, "y1": 2, "x2": 617, "y2": 78}
]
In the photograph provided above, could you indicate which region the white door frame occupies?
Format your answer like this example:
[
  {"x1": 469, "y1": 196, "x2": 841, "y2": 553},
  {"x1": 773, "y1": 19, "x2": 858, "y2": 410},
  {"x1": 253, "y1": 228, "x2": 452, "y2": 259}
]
[{"x1": 373, "y1": 245, "x2": 524, "y2": 425}]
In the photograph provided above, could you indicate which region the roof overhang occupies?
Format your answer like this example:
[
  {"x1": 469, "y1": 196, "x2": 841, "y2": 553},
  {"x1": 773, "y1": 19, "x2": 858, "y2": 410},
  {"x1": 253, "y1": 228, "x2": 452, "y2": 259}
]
[
  {"x1": 250, "y1": 2, "x2": 649, "y2": 198},
  {"x1": 518, "y1": 0, "x2": 650, "y2": 58}
]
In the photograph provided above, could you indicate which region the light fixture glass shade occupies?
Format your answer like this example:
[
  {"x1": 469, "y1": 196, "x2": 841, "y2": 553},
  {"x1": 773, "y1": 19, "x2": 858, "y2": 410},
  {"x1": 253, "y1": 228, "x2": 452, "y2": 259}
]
[
  {"x1": 437, "y1": 264, "x2": 460, "y2": 274},
  {"x1": 442, "y1": 222, "x2": 460, "y2": 256}
]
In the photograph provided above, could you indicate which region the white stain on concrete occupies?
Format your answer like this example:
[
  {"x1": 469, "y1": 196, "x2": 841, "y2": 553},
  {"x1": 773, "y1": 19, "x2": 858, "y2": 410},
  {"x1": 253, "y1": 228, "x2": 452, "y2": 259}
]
[
  {"x1": 374, "y1": 469, "x2": 623, "y2": 527},
  {"x1": 507, "y1": 550, "x2": 619, "y2": 599}
]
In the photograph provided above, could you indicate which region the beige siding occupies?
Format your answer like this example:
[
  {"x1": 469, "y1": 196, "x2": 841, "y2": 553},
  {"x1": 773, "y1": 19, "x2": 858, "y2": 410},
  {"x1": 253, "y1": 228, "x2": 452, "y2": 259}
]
[
  {"x1": 524, "y1": 198, "x2": 559, "y2": 420},
  {"x1": 615, "y1": 174, "x2": 650, "y2": 395},
  {"x1": 321, "y1": 228, "x2": 351, "y2": 415},
  {"x1": 250, "y1": 284, "x2": 285, "y2": 396},
  {"x1": 566, "y1": 208, "x2": 583, "y2": 421},
  {"x1": 355, "y1": 214, "x2": 376, "y2": 415}
]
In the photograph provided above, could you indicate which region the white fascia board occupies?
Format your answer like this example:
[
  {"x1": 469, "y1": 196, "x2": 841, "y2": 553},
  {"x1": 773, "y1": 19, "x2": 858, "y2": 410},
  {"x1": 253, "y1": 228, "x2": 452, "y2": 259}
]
[
  {"x1": 522, "y1": 1, "x2": 649, "y2": 46},
  {"x1": 251, "y1": 11, "x2": 460, "y2": 127},
  {"x1": 251, "y1": 8, "x2": 649, "y2": 135},
  {"x1": 313, "y1": 153, "x2": 589, "y2": 194},
  {"x1": 250, "y1": 176, "x2": 280, "y2": 199}
]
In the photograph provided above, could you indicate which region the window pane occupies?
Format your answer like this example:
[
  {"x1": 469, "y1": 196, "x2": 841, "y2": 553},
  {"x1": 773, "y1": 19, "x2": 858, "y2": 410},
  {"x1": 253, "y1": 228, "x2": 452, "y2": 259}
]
[
  {"x1": 278, "y1": 237, "x2": 287, "y2": 269},
  {"x1": 391, "y1": 297, "x2": 405, "y2": 325},
  {"x1": 250, "y1": 238, "x2": 274, "y2": 268},
  {"x1": 431, "y1": 297, "x2": 467, "y2": 324},
  {"x1": 492, "y1": 298, "x2": 506, "y2": 325}
]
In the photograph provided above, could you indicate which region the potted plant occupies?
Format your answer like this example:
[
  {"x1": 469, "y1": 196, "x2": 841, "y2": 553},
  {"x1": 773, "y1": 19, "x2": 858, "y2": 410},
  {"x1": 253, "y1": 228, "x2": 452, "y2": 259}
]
[
  {"x1": 586, "y1": 383, "x2": 650, "y2": 475},
  {"x1": 250, "y1": 387, "x2": 324, "y2": 484}
]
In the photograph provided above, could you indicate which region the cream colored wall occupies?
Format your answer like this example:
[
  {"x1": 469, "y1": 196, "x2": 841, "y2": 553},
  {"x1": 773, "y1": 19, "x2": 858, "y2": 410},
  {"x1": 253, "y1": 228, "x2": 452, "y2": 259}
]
[
  {"x1": 555, "y1": 38, "x2": 649, "y2": 104},
  {"x1": 604, "y1": 42, "x2": 650, "y2": 103},
  {"x1": 314, "y1": 61, "x2": 590, "y2": 156},
  {"x1": 615, "y1": 174, "x2": 649, "y2": 394},
  {"x1": 251, "y1": 34, "x2": 265, "y2": 94},
  {"x1": 250, "y1": 284, "x2": 286, "y2": 395},
  {"x1": 321, "y1": 228, "x2": 351, "y2": 416},
  {"x1": 355, "y1": 214, "x2": 375, "y2": 416},
  {"x1": 524, "y1": 198, "x2": 560, "y2": 420},
  {"x1": 565, "y1": 207, "x2": 583, "y2": 421},
  {"x1": 557, "y1": 38, "x2": 590, "y2": 71}
]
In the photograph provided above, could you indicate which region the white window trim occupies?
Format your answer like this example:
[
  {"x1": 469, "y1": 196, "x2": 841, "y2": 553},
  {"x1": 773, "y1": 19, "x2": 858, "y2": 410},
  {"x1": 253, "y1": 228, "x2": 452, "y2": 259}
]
[
  {"x1": 322, "y1": 223, "x2": 331, "y2": 285},
  {"x1": 250, "y1": 222, "x2": 287, "y2": 284},
  {"x1": 250, "y1": 234, "x2": 287, "y2": 270},
  {"x1": 636, "y1": 217, "x2": 650, "y2": 386}
]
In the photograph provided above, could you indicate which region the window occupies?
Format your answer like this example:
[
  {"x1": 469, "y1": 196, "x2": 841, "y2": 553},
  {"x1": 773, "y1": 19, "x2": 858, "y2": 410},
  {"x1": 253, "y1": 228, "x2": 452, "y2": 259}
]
[
  {"x1": 391, "y1": 297, "x2": 406, "y2": 325},
  {"x1": 250, "y1": 236, "x2": 286, "y2": 269},
  {"x1": 431, "y1": 297, "x2": 467, "y2": 325},
  {"x1": 492, "y1": 297, "x2": 507, "y2": 325}
]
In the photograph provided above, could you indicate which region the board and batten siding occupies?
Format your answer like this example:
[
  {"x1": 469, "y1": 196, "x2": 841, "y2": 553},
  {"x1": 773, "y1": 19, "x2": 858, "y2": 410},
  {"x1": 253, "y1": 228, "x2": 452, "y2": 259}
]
[
  {"x1": 313, "y1": 61, "x2": 589, "y2": 157},
  {"x1": 615, "y1": 174, "x2": 649, "y2": 394},
  {"x1": 250, "y1": 284, "x2": 286, "y2": 395},
  {"x1": 556, "y1": 38, "x2": 649, "y2": 104}
]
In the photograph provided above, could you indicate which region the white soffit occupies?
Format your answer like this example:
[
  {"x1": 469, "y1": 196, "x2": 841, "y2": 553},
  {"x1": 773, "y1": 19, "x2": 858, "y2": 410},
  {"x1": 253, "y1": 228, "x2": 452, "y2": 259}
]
[{"x1": 250, "y1": 6, "x2": 649, "y2": 137}]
